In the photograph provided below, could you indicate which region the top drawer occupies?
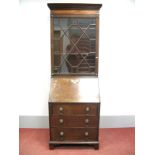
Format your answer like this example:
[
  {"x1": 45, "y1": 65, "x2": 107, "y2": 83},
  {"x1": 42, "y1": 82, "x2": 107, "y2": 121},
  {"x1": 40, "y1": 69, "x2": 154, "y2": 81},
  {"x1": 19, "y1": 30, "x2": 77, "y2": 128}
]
[{"x1": 49, "y1": 103, "x2": 99, "y2": 116}]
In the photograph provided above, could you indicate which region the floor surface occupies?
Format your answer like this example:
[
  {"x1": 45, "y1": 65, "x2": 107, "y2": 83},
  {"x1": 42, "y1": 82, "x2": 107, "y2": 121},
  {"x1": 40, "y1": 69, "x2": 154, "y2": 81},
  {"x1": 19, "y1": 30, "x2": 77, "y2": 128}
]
[{"x1": 19, "y1": 128, "x2": 135, "y2": 155}]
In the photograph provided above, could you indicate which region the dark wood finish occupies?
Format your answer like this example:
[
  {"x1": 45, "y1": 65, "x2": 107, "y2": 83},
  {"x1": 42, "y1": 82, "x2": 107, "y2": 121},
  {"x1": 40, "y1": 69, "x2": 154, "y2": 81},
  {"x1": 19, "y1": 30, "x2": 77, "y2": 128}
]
[
  {"x1": 51, "y1": 10, "x2": 99, "y2": 15},
  {"x1": 95, "y1": 17, "x2": 99, "y2": 74},
  {"x1": 51, "y1": 14, "x2": 99, "y2": 18},
  {"x1": 48, "y1": 77, "x2": 100, "y2": 150},
  {"x1": 49, "y1": 101, "x2": 100, "y2": 149},
  {"x1": 49, "y1": 141, "x2": 99, "y2": 144},
  {"x1": 49, "y1": 141, "x2": 99, "y2": 149},
  {"x1": 48, "y1": 3, "x2": 102, "y2": 150},
  {"x1": 52, "y1": 73, "x2": 98, "y2": 76},
  {"x1": 51, "y1": 116, "x2": 98, "y2": 127},
  {"x1": 94, "y1": 144, "x2": 99, "y2": 150},
  {"x1": 50, "y1": 103, "x2": 98, "y2": 115},
  {"x1": 51, "y1": 128, "x2": 97, "y2": 141},
  {"x1": 47, "y1": 3, "x2": 102, "y2": 10},
  {"x1": 50, "y1": 15, "x2": 54, "y2": 76}
]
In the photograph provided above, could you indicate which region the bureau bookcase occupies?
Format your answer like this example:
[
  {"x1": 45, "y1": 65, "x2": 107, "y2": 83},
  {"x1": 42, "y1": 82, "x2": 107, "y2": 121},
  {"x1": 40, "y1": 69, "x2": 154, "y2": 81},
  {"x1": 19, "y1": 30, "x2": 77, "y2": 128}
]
[{"x1": 47, "y1": 3, "x2": 102, "y2": 149}]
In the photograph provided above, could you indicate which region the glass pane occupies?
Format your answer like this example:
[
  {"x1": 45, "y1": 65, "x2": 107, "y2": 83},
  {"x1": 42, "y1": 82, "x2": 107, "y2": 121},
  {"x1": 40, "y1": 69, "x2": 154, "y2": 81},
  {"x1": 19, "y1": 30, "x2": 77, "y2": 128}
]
[
  {"x1": 86, "y1": 53, "x2": 96, "y2": 67},
  {"x1": 90, "y1": 40, "x2": 96, "y2": 52},
  {"x1": 52, "y1": 17, "x2": 96, "y2": 74},
  {"x1": 76, "y1": 34, "x2": 90, "y2": 53},
  {"x1": 67, "y1": 54, "x2": 83, "y2": 66},
  {"x1": 66, "y1": 26, "x2": 83, "y2": 44},
  {"x1": 85, "y1": 25, "x2": 96, "y2": 39},
  {"x1": 54, "y1": 54, "x2": 61, "y2": 66},
  {"x1": 54, "y1": 40, "x2": 59, "y2": 51},
  {"x1": 78, "y1": 18, "x2": 96, "y2": 28}
]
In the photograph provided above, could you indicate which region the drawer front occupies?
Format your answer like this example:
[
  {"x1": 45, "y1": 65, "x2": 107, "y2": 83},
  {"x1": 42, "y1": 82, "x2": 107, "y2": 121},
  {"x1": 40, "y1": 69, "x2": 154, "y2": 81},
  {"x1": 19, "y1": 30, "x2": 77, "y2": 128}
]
[
  {"x1": 50, "y1": 103, "x2": 98, "y2": 115},
  {"x1": 51, "y1": 128, "x2": 98, "y2": 141},
  {"x1": 51, "y1": 116, "x2": 98, "y2": 127}
]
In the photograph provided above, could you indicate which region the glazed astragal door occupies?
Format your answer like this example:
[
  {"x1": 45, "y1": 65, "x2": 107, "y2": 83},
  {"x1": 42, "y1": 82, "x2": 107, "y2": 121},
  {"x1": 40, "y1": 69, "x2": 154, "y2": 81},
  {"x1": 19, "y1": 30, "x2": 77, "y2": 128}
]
[{"x1": 52, "y1": 17, "x2": 97, "y2": 75}]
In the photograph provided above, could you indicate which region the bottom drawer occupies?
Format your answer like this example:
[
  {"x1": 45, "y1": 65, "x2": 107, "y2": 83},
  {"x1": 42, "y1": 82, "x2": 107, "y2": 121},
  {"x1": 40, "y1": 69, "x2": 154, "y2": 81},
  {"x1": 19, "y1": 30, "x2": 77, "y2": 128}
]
[{"x1": 51, "y1": 128, "x2": 98, "y2": 141}]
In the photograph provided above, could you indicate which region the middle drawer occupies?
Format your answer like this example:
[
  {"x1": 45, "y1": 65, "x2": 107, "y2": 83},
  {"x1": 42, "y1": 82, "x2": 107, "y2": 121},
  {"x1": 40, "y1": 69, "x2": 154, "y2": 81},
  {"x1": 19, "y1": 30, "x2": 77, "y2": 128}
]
[{"x1": 51, "y1": 115, "x2": 98, "y2": 128}]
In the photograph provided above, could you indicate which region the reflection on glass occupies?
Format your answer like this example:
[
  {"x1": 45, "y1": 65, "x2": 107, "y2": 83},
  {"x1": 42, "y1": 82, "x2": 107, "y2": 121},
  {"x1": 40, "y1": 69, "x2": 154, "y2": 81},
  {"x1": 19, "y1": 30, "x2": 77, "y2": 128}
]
[{"x1": 53, "y1": 18, "x2": 96, "y2": 74}]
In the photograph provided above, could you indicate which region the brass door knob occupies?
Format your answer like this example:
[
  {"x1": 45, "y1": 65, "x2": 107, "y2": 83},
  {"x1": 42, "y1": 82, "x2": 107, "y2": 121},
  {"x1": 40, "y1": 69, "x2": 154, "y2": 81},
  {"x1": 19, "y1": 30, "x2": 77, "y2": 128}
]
[
  {"x1": 85, "y1": 107, "x2": 90, "y2": 112},
  {"x1": 85, "y1": 131, "x2": 89, "y2": 136},
  {"x1": 85, "y1": 118, "x2": 89, "y2": 124},
  {"x1": 59, "y1": 106, "x2": 63, "y2": 112},
  {"x1": 60, "y1": 131, "x2": 64, "y2": 136},
  {"x1": 59, "y1": 118, "x2": 64, "y2": 124}
]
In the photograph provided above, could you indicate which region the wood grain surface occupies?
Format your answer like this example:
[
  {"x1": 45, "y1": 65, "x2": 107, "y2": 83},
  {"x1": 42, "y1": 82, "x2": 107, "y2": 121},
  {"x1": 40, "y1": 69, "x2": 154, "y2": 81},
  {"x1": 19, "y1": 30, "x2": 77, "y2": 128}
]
[{"x1": 49, "y1": 76, "x2": 100, "y2": 103}]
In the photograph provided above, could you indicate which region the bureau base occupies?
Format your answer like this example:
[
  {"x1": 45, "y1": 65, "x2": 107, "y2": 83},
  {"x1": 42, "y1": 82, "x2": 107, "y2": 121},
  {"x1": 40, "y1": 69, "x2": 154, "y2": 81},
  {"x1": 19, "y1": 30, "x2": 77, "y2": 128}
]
[{"x1": 49, "y1": 141, "x2": 99, "y2": 150}]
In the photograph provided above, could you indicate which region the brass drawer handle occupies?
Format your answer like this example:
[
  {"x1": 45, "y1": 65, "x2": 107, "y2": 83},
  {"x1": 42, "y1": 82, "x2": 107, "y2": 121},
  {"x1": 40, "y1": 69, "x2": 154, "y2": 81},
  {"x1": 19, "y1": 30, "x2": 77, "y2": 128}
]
[
  {"x1": 59, "y1": 106, "x2": 63, "y2": 112},
  {"x1": 60, "y1": 131, "x2": 64, "y2": 136},
  {"x1": 59, "y1": 118, "x2": 64, "y2": 124},
  {"x1": 85, "y1": 107, "x2": 90, "y2": 112},
  {"x1": 85, "y1": 131, "x2": 89, "y2": 136},
  {"x1": 85, "y1": 118, "x2": 89, "y2": 124}
]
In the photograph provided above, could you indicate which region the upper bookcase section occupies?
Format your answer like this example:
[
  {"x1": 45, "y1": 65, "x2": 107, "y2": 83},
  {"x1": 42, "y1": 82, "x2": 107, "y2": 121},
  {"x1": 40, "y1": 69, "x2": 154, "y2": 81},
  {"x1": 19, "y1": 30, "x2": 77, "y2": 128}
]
[
  {"x1": 48, "y1": 3, "x2": 102, "y2": 76},
  {"x1": 47, "y1": 3, "x2": 102, "y2": 11}
]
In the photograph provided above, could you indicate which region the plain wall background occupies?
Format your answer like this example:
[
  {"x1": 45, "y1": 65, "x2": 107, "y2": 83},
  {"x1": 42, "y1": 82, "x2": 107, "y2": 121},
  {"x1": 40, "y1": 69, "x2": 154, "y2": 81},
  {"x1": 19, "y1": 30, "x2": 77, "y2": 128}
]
[{"x1": 19, "y1": 0, "x2": 136, "y2": 116}]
